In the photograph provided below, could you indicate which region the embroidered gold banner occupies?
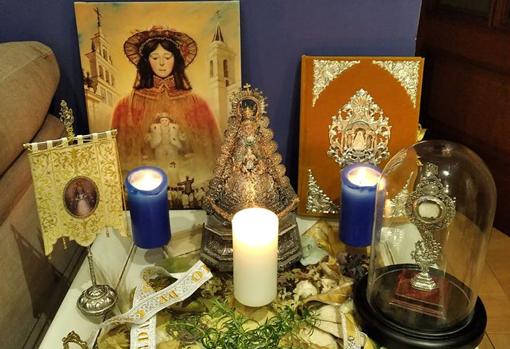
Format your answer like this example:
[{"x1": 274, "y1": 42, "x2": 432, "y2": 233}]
[{"x1": 25, "y1": 130, "x2": 127, "y2": 254}]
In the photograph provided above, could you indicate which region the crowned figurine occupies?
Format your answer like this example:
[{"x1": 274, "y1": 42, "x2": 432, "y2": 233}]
[{"x1": 201, "y1": 84, "x2": 301, "y2": 271}]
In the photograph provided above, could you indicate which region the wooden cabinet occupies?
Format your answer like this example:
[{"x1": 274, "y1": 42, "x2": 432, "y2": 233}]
[{"x1": 416, "y1": 0, "x2": 510, "y2": 234}]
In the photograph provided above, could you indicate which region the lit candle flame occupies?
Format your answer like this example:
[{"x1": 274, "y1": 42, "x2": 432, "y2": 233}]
[
  {"x1": 129, "y1": 169, "x2": 163, "y2": 191},
  {"x1": 347, "y1": 166, "x2": 380, "y2": 186}
]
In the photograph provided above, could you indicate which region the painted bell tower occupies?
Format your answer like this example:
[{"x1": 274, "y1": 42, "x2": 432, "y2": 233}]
[
  {"x1": 208, "y1": 23, "x2": 238, "y2": 132},
  {"x1": 83, "y1": 7, "x2": 120, "y2": 132}
]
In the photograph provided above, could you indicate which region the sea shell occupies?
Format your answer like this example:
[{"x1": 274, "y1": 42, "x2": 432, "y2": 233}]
[
  {"x1": 294, "y1": 280, "x2": 318, "y2": 300},
  {"x1": 320, "y1": 278, "x2": 338, "y2": 293}
]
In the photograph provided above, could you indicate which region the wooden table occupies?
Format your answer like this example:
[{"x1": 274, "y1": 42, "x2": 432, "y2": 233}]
[{"x1": 478, "y1": 229, "x2": 510, "y2": 349}]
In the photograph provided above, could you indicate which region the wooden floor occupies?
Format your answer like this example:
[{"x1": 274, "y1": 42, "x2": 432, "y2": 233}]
[{"x1": 478, "y1": 229, "x2": 510, "y2": 349}]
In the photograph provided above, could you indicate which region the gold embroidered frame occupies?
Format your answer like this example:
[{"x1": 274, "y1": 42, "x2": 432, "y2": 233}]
[{"x1": 26, "y1": 131, "x2": 127, "y2": 255}]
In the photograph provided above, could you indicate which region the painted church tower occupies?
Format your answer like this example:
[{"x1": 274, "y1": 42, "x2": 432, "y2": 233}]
[
  {"x1": 208, "y1": 24, "x2": 238, "y2": 132},
  {"x1": 83, "y1": 8, "x2": 120, "y2": 132}
]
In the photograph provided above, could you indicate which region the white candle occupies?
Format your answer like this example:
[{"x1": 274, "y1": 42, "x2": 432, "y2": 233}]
[{"x1": 232, "y1": 207, "x2": 278, "y2": 307}]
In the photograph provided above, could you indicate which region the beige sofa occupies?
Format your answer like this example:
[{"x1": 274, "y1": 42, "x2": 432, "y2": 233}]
[{"x1": 0, "y1": 41, "x2": 83, "y2": 348}]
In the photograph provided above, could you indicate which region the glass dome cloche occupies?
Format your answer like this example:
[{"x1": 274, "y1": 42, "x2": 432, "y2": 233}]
[{"x1": 353, "y1": 140, "x2": 497, "y2": 349}]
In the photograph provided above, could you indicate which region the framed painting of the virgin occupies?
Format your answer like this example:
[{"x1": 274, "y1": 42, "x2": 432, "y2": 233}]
[{"x1": 75, "y1": 1, "x2": 241, "y2": 209}]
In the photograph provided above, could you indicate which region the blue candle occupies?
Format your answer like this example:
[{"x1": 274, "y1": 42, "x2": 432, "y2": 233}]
[
  {"x1": 340, "y1": 163, "x2": 381, "y2": 247},
  {"x1": 125, "y1": 166, "x2": 170, "y2": 249}
]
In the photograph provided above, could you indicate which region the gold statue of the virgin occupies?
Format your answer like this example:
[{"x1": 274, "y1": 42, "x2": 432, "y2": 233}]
[{"x1": 201, "y1": 85, "x2": 301, "y2": 271}]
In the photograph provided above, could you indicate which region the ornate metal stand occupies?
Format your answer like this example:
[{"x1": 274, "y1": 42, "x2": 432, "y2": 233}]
[
  {"x1": 201, "y1": 212, "x2": 302, "y2": 272},
  {"x1": 405, "y1": 163, "x2": 455, "y2": 292},
  {"x1": 62, "y1": 331, "x2": 88, "y2": 349},
  {"x1": 77, "y1": 246, "x2": 117, "y2": 317}
]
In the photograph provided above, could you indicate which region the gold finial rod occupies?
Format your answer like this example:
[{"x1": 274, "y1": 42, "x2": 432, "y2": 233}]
[{"x1": 59, "y1": 100, "x2": 75, "y2": 142}]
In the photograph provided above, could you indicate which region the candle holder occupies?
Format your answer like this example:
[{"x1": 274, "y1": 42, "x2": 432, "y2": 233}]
[{"x1": 125, "y1": 166, "x2": 171, "y2": 249}]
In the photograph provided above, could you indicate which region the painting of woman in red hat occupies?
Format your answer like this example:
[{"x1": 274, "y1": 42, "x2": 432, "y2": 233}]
[
  {"x1": 112, "y1": 26, "x2": 221, "y2": 188},
  {"x1": 75, "y1": 3, "x2": 241, "y2": 209}
]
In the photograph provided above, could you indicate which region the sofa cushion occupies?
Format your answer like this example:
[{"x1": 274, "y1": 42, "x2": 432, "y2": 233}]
[
  {"x1": 0, "y1": 41, "x2": 60, "y2": 176},
  {"x1": 0, "y1": 114, "x2": 64, "y2": 224}
]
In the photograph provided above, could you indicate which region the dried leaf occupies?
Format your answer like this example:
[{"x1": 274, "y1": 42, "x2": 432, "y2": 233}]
[
  {"x1": 304, "y1": 221, "x2": 345, "y2": 257},
  {"x1": 304, "y1": 283, "x2": 352, "y2": 305}
]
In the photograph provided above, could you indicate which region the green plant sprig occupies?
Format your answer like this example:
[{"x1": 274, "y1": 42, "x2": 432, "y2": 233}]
[{"x1": 166, "y1": 299, "x2": 316, "y2": 349}]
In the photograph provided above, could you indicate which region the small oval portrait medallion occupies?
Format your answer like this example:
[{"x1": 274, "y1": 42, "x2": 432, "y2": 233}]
[{"x1": 63, "y1": 176, "x2": 99, "y2": 219}]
